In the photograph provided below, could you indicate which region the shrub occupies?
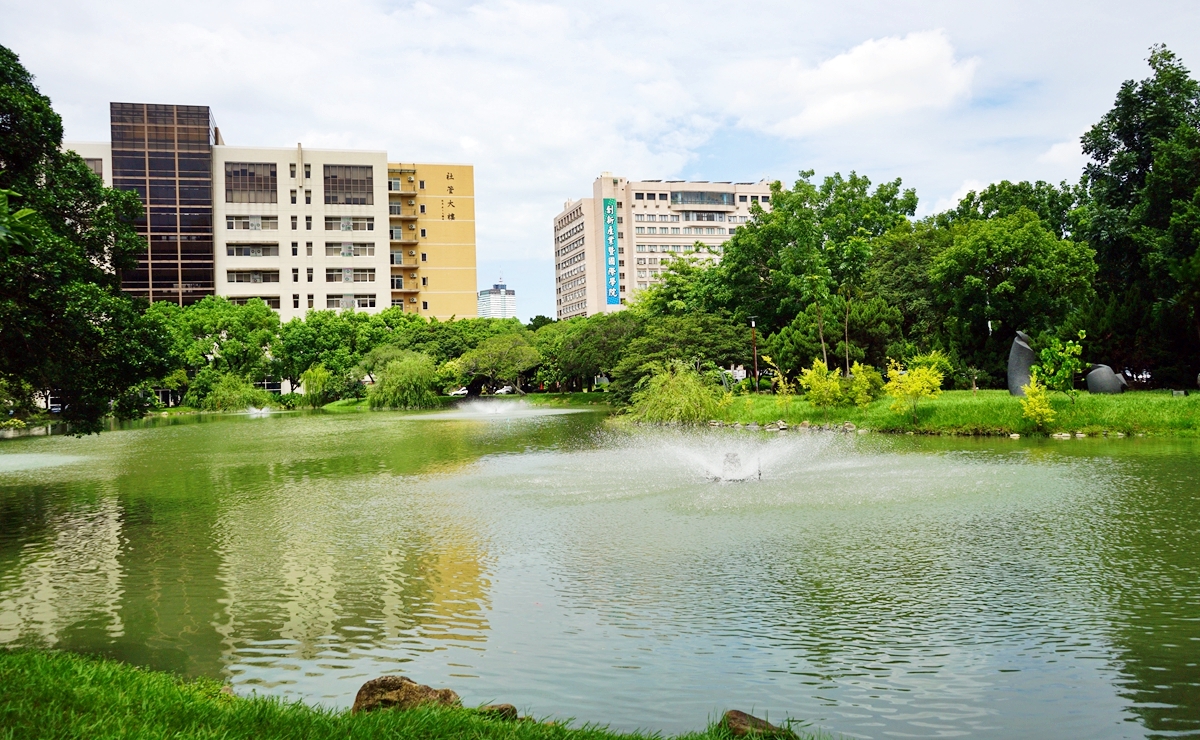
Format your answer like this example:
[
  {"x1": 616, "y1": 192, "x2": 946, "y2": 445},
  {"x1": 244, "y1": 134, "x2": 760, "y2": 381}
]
[
  {"x1": 112, "y1": 380, "x2": 164, "y2": 420},
  {"x1": 798, "y1": 359, "x2": 841, "y2": 415},
  {"x1": 846, "y1": 361, "x2": 885, "y2": 408},
  {"x1": 368, "y1": 352, "x2": 440, "y2": 410},
  {"x1": 301, "y1": 364, "x2": 334, "y2": 409},
  {"x1": 629, "y1": 359, "x2": 720, "y2": 424},
  {"x1": 201, "y1": 374, "x2": 273, "y2": 412},
  {"x1": 884, "y1": 360, "x2": 943, "y2": 423},
  {"x1": 1020, "y1": 374, "x2": 1056, "y2": 429},
  {"x1": 1033, "y1": 330, "x2": 1086, "y2": 404}
]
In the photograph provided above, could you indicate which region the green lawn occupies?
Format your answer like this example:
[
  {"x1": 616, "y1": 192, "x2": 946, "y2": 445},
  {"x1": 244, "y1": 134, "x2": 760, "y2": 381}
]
[
  {"x1": 720, "y1": 389, "x2": 1200, "y2": 436},
  {"x1": 0, "y1": 650, "x2": 820, "y2": 740}
]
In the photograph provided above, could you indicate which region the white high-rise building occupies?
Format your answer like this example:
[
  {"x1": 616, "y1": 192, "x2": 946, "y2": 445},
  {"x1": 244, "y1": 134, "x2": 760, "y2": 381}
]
[
  {"x1": 551, "y1": 174, "x2": 773, "y2": 320},
  {"x1": 477, "y1": 281, "x2": 517, "y2": 319}
]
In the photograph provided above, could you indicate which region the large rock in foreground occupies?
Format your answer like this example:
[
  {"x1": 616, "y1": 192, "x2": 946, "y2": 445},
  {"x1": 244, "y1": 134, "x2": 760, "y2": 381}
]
[
  {"x1": 351, "y1": 676, "x2": 461, "y2": 714},
  {"x1": 721, "y1": 710, "x2": 797, "y2": 738}
]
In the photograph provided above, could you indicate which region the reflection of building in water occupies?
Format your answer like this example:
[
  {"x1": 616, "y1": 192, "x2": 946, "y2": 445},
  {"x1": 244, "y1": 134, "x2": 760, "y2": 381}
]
[{"x1": 0, "y1": 497, "x2": 125, "y2": 646}]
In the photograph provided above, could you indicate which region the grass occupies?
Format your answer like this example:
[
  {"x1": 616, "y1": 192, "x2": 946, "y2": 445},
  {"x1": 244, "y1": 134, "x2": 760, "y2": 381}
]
[
  {"x1": 0, "y1": 650, "x2": 825, "y2": 740},
  {"x1": 720, "y1": 389, "x2": 1200, "y2": 436},
  {"x1": 524, "y1": 391, "x2": 614, "y2": 406}
]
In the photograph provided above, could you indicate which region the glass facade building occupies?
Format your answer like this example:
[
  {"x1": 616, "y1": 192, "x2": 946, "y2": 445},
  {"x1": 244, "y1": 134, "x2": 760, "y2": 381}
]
[{"x1": 110, "y1": 103, "x2": 215, "y2": 305}]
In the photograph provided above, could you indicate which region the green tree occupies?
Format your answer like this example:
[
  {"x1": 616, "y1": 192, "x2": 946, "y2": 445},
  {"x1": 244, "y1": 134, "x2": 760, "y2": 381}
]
[
  {"x1": 526, "y1": 315, "x2": 555, "y2": 331},
  {"x1": 200, "y1": 374, "x2": 272, "y2": 412},
  {"x1": 558, "y1": 311, "x2": 643, "y2": 389},
  {"x1": 609, "y1": 313, "x2": 749, "y2": 403},
  {"x1": 0, "y1": 46, "x2": 171, "y2": 432},
  {"x1": 154, "y1": 296, "x2": 279, "y2": 379},
  {"x1": 929, "y1": 209, "x2": 1097, "y2": 382},
  {"x1": 300, "y1": 364, "x2": 334, "y2": 408},
  {"x1": 367, "y1": 352, "x2": 439, "y2": 409},
  {"x1": 797, "y1": 359, "x2": 841, "y2": 417},
  {"x1": 458, "y1": 332, "x2": 541, "y2": 392},
  {"x1": 1019, "y1": 374, "x2": 1056, "y2": 430},
  {"x1": 864, "y1": 221, "x2": 952, "y2": 351},
  {"x1": 944, "y1": 180, "x2": 1080, "y2": 239},
  {"x1": 1032, "y1": 330, "x2": 1087, "y2": 404},
  {"x1": 628, "y1": 359, "x2": 720, "y2": 424},
  {"x1": 884, "y1": 360, "x2": 943, "y2": 424}
]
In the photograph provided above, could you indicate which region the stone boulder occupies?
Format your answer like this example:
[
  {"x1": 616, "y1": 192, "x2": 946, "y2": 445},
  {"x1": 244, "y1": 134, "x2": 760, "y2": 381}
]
[
  {"x1": 1007, "y1": 331, "x2": 1037, "y2": 396},
  {"x1": 721, "y1": 710, "x2": 797, "y2": 738},
  {"x1": 1086, "y1": 364, "x2": 1127, "y2": 394},
  {"x1": 351, "y1": 676, "x2": 460, "y2": 714},
  {"x1": 480, "y1": 703, "x2": 519, "y2": 721}
]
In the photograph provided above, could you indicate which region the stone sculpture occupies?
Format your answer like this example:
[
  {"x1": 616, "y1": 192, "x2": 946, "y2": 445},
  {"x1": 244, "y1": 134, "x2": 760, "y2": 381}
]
[
  {"x1": 1086, "y1": 364, "x2": 1127, "y2": 394},
  {"x1": 1007, "y1": 331, "x2": 1037, "y2": 396}
]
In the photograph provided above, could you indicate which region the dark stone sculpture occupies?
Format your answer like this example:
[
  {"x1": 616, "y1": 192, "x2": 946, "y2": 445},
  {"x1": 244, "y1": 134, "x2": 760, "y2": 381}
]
[
  {"x1": 1086, "y1": 364, "x2": 1127, "y2": 394},
  {"x1": 1007, "y1": 331, "x2": 1037, "y2": 396}
]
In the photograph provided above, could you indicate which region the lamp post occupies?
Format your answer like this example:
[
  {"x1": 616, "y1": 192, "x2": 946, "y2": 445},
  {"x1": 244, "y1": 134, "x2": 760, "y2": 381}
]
[{"x1": 749, "y1": 316, "x2": 759, "y2": 393}]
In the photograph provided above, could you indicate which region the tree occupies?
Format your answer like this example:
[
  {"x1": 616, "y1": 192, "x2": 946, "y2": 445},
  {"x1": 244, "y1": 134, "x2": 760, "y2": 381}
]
[
  {"x1": 367, "y1": 352, "x2": 439, "y2": 409},
  {"x1": 865, "y1": 221, "x2": 952, "y2": 352},
  {"x1": 300, "y1": 364, "x2": 334, "y2": 408},
  {"x1": 526, "y1": 315, "x2": 555, "y2": 332},
  {"x1": 628, "y1": 359, "x2": 721, "y2": 424},
  {"x1": 458, "y1": 333, "x2": 541, "y2": 392},
  {"x1": 0, "y1": 46, "x2": 171, "y2": 432},
  {"x1": 944, "y1": 180, "x2": 1079, "y2": 239},
  {"x1": 558, "y1": 311, "x2": 643, "y2": 389},
  {"x1": 797, "y1": 359, "x2": 841, "y2": 417},
  {"x1": 609, "y1": 313, "x2": 749, "y2": 403},
  {"x1": 929, "y1": 209, "x2": 1097, "y2": 383},
  {"x1": 154, "y1": 296, "x2": 279, "y2": 379},
  {"x1": 884, "y1": 360, "x2": 943, "y2": 424}
]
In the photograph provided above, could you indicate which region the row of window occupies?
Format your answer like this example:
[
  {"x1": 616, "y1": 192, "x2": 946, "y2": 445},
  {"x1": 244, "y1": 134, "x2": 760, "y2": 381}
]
[
  {"x1": 556, "y1": 220, "x2": 585, "y2": 243},
  {"x1": 634, "y1": 226, "x2": 733, "y2": 235},
  {"x1": 227, "y1": 268, "x2": 376, "y2": 283},
  {"x1": 555, "y1": 235, "x2": 584, "y2": 258},
  {"x1": 227, "y1": 241, "x2": 382, "y2": 257},
  {"x1": 635, "y1": 214, "x2": 681, "y2": 222},
  {"x1": 556, "y1": 250, "x2": 586, "y2": 271},
  {"x1": 632, "y1": 191, "x2": 769, "y2": 205},
  {"x1": 556, "y1": 205, "x2": 583, "y2": 231},
  {"x1": 560, "y1": 287, "x2": 586, "y2": 303},
  {"x1": 224, "y1": 163, "x2": 379, "y2": 205}
]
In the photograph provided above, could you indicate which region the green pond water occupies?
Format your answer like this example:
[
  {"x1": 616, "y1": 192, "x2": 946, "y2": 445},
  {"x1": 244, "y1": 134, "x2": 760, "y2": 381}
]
[{"x1": 1, "y1": 402, "x2": 1198, "y2": 738}]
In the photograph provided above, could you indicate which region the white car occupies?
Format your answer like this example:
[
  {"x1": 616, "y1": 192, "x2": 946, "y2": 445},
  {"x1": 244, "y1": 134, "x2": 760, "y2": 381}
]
[
  {"x1": 494, "y1": 386, "x2": 514, "y2": 395},
  {"x1": 448, "y1": 387, "x2": 469, "y2": 397}
]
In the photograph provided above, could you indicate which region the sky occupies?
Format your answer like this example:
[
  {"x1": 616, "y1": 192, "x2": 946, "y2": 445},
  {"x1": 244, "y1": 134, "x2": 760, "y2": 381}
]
[{"x1": 4, "y1": 1, "x2": 1199, "y2": 322}]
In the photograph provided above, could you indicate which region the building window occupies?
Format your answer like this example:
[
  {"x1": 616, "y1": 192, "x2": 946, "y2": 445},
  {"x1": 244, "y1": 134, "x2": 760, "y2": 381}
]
[
  {"x1": 324, "y1": 216, "x2": 374, "y2": 231},
  {"x1": 421, "y1": 276, "x2": 427, "y2": 287},
  {"x1": 227, "y1": 270, "x2": 280, "y2": 283},
  {"x1": 291, "y1": 216, "x2": 297, "y2": 230},
  {"x1": 391, "y1": 276, "x2": 404, "y2": 289},
  {"x1": 635, "y1": 214, "x2": 644, "y2": 222},
  {"x1": 422, "y1": 301, "x2": 428, "y2": 310},
  {"x1": 306, "y1": 241, "x2": 312, "y2": 256},
  {"x1": 305, "y1": 190, "x2": 311, "y2": 205},
  {"x1": 304, "y1": 164, "x2": 310, "y2": 179},
  {"x1": 227, "y1": 215, "x2": 278, "y2": 230},
  {"x1": 325, "y1": 267, "x2": 376, "y2": 282},
  {"x1": 290, "y1": 163, "x2": 296, "y2": 178},
  {"x1": 739, "y1": 195, "x2": 748, "y2": 203},
  {"x1": 419, "y1": 180, "x2": 425, "y2": 189},
  {"x1": 305, "y1": 216, "x2": 312, "y2": 230},
  {"x1": 292, "y1": 268, "x2": 299, "y2": 282},
  {"x1": 290, "y1": 190, "x2": 297, "y2": 204},
  {"x1": 293, "y1": 294, "x2": 299, "y2": 309},
  {"x1": 635, "y1": 193, "x2": 644, "y2": 200},
  {"x1": 750, "y1": 195, "x2": 759, "y2": 202},
  {"x1": 226, "y1": 244, "x2": 279, "y2": 256},
  {"x1": 307, "y1": 293, "x2": 313, "y2": 308},
  {"x1": 635, "y1": 227, "x2": 645, "y2": 234},
  {"x1": 324, "y1": 242, "x2": 375, "y2": 257},
  {"x1": 291, "y1": 241, "x2": 298, "y2": 256},
  {"x1": 306, "y1": 267, "x2": 313, "y2": 282},
  {"x1": 225, "y1": 162, "x2": 277, "y2": 203},
  {"x1": 420, "y1": 252, "x2": 427, "y2": 262},
  {"x1": 419, "y1": 204, "x2": 426, "y2": 214},
  {"x1": 391, "y1": 298, "x2": 404, "y2": 307},
  {"x1": 323, "y1": 165, "x2": 373, "y2": 205},
  {"x1": 228, "y1": 296, "x2": 281, "y2": 309},
  {"x1": 419, "y1": 228, "x2": 426, "y2": 237}
]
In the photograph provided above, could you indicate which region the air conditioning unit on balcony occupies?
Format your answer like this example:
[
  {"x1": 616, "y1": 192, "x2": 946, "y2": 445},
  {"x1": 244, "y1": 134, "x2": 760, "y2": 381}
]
[
  {"x1": 408, "y1": 250, "x2": 415, "y2": 256},
  {"x1": 408, "y1": 224, "x2": 416, "y2": 230},
  {"x1": 408, "y1": 297, "x2": 417, "y2": 303},
  {"x1": 408, "y1": 200, "x2": 415, "y2": 206},
  {"x1": 407, "y1": 176, "x2": 414, "y2": 182}
]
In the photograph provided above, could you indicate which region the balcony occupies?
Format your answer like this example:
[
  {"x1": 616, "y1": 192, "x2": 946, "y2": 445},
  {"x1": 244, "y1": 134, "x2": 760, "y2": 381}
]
[
  {"x1": 390, "y1": 253, "x2": 420, "y2": 267},
  {"x1": 387, "y1": 181, "x2": 418, "y2": 196},
  {"x1": 388, "y1": 202, "x2": 419, "y2": 219}
]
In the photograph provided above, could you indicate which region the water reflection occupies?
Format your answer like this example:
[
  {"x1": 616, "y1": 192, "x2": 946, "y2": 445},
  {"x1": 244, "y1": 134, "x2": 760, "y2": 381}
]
[{"x1": 1, "y1": 416, "x2": 1198, "y2": 738}]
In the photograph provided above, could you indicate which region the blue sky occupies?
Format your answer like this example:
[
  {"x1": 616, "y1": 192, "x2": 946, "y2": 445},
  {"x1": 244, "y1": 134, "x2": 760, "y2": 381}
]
[{"x1": 4, "y1": 0, "x2": 1199, "y2": 321}]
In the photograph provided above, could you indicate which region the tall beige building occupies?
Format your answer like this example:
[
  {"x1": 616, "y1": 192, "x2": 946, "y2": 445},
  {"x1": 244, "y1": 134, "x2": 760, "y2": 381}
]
[
  {"x1": 387, "y1": 163, "x2": 478, "y2": 319},
  {"x1": 552, "y1": 174, "x2": 773, "y2": 319}
]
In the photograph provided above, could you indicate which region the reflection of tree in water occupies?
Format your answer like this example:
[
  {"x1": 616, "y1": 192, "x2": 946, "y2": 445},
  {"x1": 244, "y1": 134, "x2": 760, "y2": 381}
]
[{"x1": 1087, "y1": 449, "x2": 1200, "y2": 737}]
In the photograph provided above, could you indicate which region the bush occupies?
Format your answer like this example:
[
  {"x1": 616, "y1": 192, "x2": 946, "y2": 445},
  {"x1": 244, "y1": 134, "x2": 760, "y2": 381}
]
[
  {"x1": 798, "y1": 359, "x2": 841, "y2": 414},
  {"x1": 846, "y1": 361, "x2": 885, "y2": 408},
  {"x1": 112, "y1": 380, "x2": 164, "y2": 420},
  {"x1": 629, "y1": 359, "x2": 720, "y2": 424},
  {"x1": 182, "y1": 366, "x2": 221, "y2": 408},
  {"x1": 1020, "y1": 374, "x2": 1056, "y2": 429},
  {"x1": 367, "y1": 352, "x2": 440, "y2": 410},
  {"x1": 275, "y1": 392, "x2": 302, "y2": 410},
  {"x1": 884, "y1": 359, "x2": 943, "y2": 422},
  {"x1": 201, "y1": 374, "x2": 273, "y2": 412}
]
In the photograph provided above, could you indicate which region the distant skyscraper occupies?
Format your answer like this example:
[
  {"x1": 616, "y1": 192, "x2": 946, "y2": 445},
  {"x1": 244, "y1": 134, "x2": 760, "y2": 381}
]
[{"x1": 477, "y1": 279, "x2": 516, "y2": 319}]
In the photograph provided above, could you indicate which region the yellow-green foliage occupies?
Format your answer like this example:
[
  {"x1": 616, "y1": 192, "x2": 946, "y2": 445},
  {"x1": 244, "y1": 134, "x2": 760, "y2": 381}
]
[
  {"x1": 760, "y1": 354, "x2": 795, "y2": 412},
  {"x1": 629, "y1": 359, "x2": 720, "y2": 424},
  {"x1": 847, "y1": 362, "x2": 884, "y2": 409},
  {"x1": 367, "y1": 352, "x2": 440, "y2": 410},
  {"x1": 301, "y1": 364, "x2": 334, "y2": 409},
  {"x1": 798, "y1": 359, "x2": 841, "y2": 412},
  {"x1": 1019, "y1": 374, "x2": 1056, "y2": 428},
  {"x1": 884, "y1": 360, "x2": 943, "y2": 422}
]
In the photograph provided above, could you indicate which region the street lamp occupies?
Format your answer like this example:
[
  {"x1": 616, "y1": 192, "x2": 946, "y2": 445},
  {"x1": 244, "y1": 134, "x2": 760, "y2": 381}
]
[{"x1": 749, "y1": 316, "x2": 759, "y2": 393}]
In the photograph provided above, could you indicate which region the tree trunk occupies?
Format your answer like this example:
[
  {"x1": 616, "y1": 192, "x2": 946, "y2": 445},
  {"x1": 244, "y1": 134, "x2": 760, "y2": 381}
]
[
  {"x1": 843, "y1": 299, "x2": 852, "y2": 377},
  {"x1": 814, "y1": 303, "x2": 829, "y2": 368}
]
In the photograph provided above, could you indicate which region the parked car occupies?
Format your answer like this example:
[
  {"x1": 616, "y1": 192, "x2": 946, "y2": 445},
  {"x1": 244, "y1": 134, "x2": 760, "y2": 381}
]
[
  {"x1": 448, "y1": 387, "x2": 469, "y2": 397},
  {"x1": 494, "y1": 386, "x2": 513, "y2": 395}
]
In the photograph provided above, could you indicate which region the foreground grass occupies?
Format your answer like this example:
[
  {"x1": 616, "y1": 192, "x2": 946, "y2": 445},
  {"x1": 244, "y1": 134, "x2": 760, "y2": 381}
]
[
  {"x1": 721, "y1": 389, "x2": 1200, "y2": 436},
  {"x1": 0, "y1": 650, "x2": 822, "y2": 740}
]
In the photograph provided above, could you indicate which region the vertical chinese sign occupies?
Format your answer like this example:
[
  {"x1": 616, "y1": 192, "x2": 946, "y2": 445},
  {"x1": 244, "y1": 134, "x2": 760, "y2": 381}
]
[{"x1": 603, "y1": 198, "x2": 620, "y2": 305}]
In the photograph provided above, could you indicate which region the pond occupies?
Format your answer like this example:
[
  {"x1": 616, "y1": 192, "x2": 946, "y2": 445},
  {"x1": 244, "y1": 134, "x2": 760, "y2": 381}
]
[{"x1": 1, "y1": 402, "x2": 1197, "y2": 738}]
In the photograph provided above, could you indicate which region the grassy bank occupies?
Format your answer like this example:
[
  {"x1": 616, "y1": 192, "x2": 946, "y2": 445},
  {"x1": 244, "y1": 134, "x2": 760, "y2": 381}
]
[
  {"x1": 719, "y1": 389, "x2": 1200, "y2": 436},
  {"x1": 0, "y1": 650, "x2": 821, "y2": 740}
]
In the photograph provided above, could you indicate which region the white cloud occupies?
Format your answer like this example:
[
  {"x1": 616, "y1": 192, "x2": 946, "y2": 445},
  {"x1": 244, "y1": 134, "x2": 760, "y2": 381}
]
[
  {"x1": 1037, "y1": 134, "x2": 1088, "y2": 168},
  {"x1": 724, "y1": 30, "x2": 979, "y2": 138},
  {"x1": 929, "y1": 179, "x2": 987, "y2": 215}
]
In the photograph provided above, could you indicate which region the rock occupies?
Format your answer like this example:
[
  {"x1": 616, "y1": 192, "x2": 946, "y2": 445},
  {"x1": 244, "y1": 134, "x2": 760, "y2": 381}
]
[
  {"x1": 351, "y1": 676, "x2": 460, "y2": 714},
  {"x1": 1116, "y1": 432, "x2": 1126, "y2": 438},
  {"x1": 776, "y1": 420, "x2": 788, "y2": 430},
  {"x1": 857, "y1": 428, "x2": 868, "y2": 434},
  {"x1": 765, "y1": 423, "x2": 779, "y2": 431},
  {"x1": 219, "y1": 685, "x2": 236, "y2": 698},
  {"x1": 1086, "y1": 364, "x2": 1126, "y2": 394},
  {"x1": 800, "y1": 420, "x2": 810, "y2": 428},
  {"x1": 1007, "y1": 331, "x2": 1037, "y2": 396},
  {"x1": 1010, "y1": 433, "x2": 1021, "y2": 439},
  {"x1": 1052, "y1": 432, "x2": 1071, "y2": 439},
  {"x1": 843, "y1": 422, "x2": 856, "y2": 432},
  {"x1": 480, "y1": 704, "x2": 519, "y2": 721},
  {"x1": 747, "y1": 422, "x2": 760, "y2": 430},
  {"x1": 709, "y1": 420, "x2": 722, "y2": 426},
  {"x1": 721, "y1": 710, "x2": 797, "y2": 738},
  {"x1": 1075, "y1": 432, "x2": 1086, "y2": 438}
]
